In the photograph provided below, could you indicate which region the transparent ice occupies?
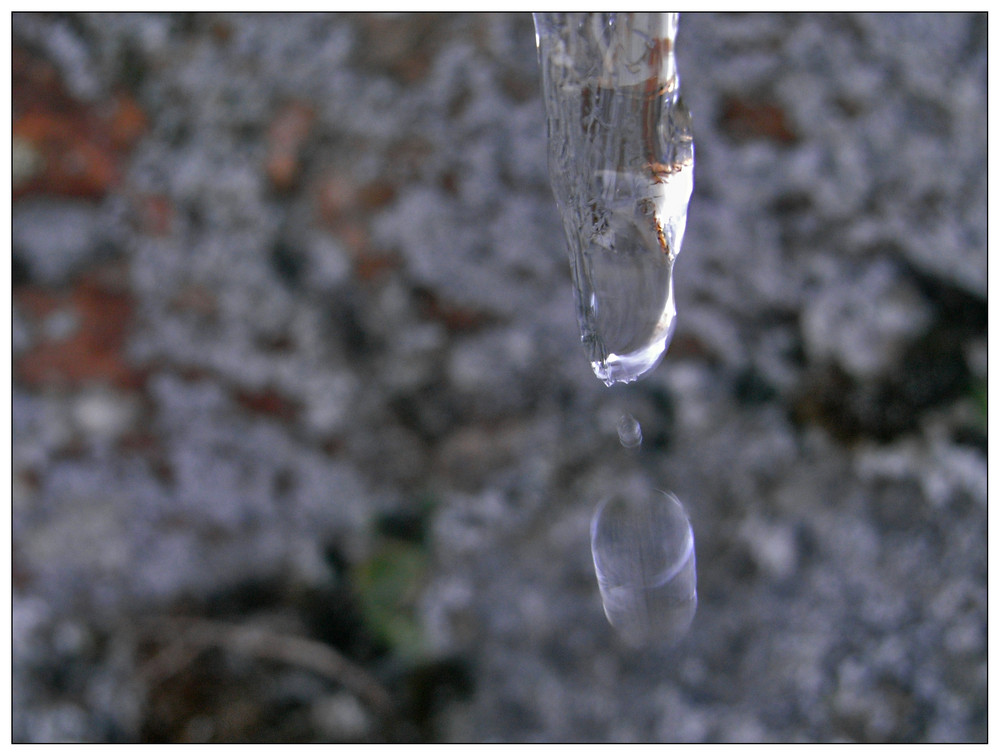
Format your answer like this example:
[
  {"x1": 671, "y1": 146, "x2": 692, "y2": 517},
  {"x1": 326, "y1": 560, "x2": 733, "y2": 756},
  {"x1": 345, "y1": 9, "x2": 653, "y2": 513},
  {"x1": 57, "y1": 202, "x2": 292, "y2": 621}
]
[
  {"x1": 591, "y1": 485, "x2": 697, "y2": 647},
  {"x1": 534, "y1": 12, "x2": 694, "y2": 385}
]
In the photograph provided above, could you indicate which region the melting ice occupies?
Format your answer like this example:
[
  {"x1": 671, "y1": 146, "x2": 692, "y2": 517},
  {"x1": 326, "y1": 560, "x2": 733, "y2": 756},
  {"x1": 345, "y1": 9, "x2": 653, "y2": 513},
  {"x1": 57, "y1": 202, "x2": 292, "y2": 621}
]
[
  {"x1": 537, "y1": 12, "x2": 698, "y2": 646},
  {"x1": 535, "y1": 12, "x2": 694, "y2": 385}
]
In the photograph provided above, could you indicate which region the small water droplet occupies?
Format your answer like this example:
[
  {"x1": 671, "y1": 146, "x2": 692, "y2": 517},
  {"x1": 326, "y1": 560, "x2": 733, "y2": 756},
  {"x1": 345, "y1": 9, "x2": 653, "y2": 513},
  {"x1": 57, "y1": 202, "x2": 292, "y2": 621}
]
[
  {"x1": 616, "y1": 413, "x2": 643, "y2": 448},
  {"x1": 591, "y1": 487, "x2": 697, "y2": 647}
]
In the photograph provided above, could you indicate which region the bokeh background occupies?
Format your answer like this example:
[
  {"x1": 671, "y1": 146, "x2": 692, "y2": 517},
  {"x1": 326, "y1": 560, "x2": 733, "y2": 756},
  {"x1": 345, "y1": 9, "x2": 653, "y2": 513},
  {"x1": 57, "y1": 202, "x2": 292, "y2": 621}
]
[{"x1": 11, "y1": 12, "x2": 987, "y2": 743}]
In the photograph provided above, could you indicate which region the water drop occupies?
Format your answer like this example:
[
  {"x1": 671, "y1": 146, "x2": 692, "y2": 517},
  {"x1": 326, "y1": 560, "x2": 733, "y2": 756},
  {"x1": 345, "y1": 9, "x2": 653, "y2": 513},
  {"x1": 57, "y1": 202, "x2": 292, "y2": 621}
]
[
  {"x1": 616, "y1": 412, "x2": 643, "y2": 448},
  {"x1": 591, "y1": 487, "x2": 697, "y2": 647},
  {"x1": 535, "y1": 12, "x2": 694, "y2": 385}
]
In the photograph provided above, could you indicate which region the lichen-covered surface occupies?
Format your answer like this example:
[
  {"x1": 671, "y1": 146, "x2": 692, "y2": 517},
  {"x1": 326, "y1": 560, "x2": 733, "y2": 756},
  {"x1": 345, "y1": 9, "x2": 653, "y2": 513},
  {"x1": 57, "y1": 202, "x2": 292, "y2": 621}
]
[{"x1": 12, "y1": 12, "x2": 987, "y2": 743}]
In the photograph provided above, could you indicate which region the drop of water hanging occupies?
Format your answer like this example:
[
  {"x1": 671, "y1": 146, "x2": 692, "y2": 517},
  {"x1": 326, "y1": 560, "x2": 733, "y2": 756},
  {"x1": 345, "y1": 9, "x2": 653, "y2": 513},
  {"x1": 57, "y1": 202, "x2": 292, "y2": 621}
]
[
  {"x1": 591, "y1": 487, "x2": 697, "y2": 647},
  {"x1": 616, "y1": 412, "x2": 643, "y2": 448}
]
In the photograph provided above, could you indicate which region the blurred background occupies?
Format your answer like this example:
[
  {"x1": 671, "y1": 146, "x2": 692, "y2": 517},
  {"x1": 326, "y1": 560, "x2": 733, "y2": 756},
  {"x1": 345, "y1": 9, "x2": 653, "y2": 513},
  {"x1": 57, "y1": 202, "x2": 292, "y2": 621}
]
[{"x1": 11, "y1": 12, "x2": 987, "y2": 743}]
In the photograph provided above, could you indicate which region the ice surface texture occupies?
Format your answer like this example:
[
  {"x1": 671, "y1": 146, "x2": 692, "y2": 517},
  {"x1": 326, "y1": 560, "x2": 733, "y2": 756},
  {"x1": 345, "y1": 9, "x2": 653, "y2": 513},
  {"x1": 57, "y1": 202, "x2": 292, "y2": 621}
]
[{"x1": 535, "y1": 13, "x2": 694, "y2": 385}]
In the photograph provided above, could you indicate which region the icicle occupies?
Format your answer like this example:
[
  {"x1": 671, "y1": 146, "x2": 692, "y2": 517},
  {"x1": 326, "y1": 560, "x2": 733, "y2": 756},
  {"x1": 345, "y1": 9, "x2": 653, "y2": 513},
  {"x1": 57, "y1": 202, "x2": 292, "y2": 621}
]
[{"x1": 534, "y1": 13, "x2": 694, "y2": 385}]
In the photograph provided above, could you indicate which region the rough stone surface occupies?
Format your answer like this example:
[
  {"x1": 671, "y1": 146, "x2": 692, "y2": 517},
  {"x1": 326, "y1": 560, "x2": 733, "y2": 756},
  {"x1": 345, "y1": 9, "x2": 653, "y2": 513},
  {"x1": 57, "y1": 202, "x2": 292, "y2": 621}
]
[{"x1": 12, "y1": 12, "x2": 986, "y2": 743}]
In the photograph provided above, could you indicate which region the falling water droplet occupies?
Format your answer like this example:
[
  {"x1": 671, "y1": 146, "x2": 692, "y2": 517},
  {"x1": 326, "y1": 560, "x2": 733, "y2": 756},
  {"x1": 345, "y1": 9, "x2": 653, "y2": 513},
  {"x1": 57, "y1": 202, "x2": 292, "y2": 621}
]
[
  {"x1": 591, "y1": 487, "x2": 697, "y2": 647},
  {"x1": 535, "y1": 12, "x2": 695, "y2": 385},
  {"x1": 617, "y1": 413, "x2": 643, "y2": 448}
]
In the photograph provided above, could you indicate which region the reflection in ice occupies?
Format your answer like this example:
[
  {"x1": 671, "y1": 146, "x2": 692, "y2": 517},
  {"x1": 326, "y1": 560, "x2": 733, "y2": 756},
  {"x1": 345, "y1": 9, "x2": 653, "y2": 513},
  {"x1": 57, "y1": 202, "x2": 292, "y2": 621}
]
[{"x1": 591, "y1": 487, "x2": 697, "y2": 647}]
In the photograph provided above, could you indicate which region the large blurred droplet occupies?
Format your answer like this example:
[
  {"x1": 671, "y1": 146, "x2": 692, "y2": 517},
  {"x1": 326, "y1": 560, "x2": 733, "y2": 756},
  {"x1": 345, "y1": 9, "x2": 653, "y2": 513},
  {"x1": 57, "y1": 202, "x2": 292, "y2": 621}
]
[{"x1": 591, "y1": 487, "x2": 697, "y2": 647}]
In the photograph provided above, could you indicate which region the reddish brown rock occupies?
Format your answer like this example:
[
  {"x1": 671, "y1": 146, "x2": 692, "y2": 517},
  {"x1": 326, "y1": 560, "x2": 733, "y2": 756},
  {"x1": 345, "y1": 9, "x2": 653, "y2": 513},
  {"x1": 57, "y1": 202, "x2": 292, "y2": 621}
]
[
  {"x1": 234, "y1": 388, "x2": 299, "y2": 421},
  {"x1": 313, "y1": 172, "x2": 402, "y2": 281},
  {"x1": 12, "y1": 45, "x2": 148, "y2": 200},
  {"x1": 107, "y1": 94, "x2": 149, "y2": 151},
  {"x1": 136, "y1": 194, "x2": 176, "y2": 237},
  {"x1": 13, "y1": 112, "x2": 120, "y2": 199},
  {"x1": 266, "y1": 101, "x2": 316, "y2": 192},
  {"x1": 414, "y1": 288, "x2": 490, "y2": 333},
  {"x1": 719, "y1": 97, "x2": 798, "y2": 145},
  {"x1": 15, "y1": 266, "x2": 141, "y2": 390},
  {"x1": 353, "y1": 250, "x2": 401, "y2": 282}
]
